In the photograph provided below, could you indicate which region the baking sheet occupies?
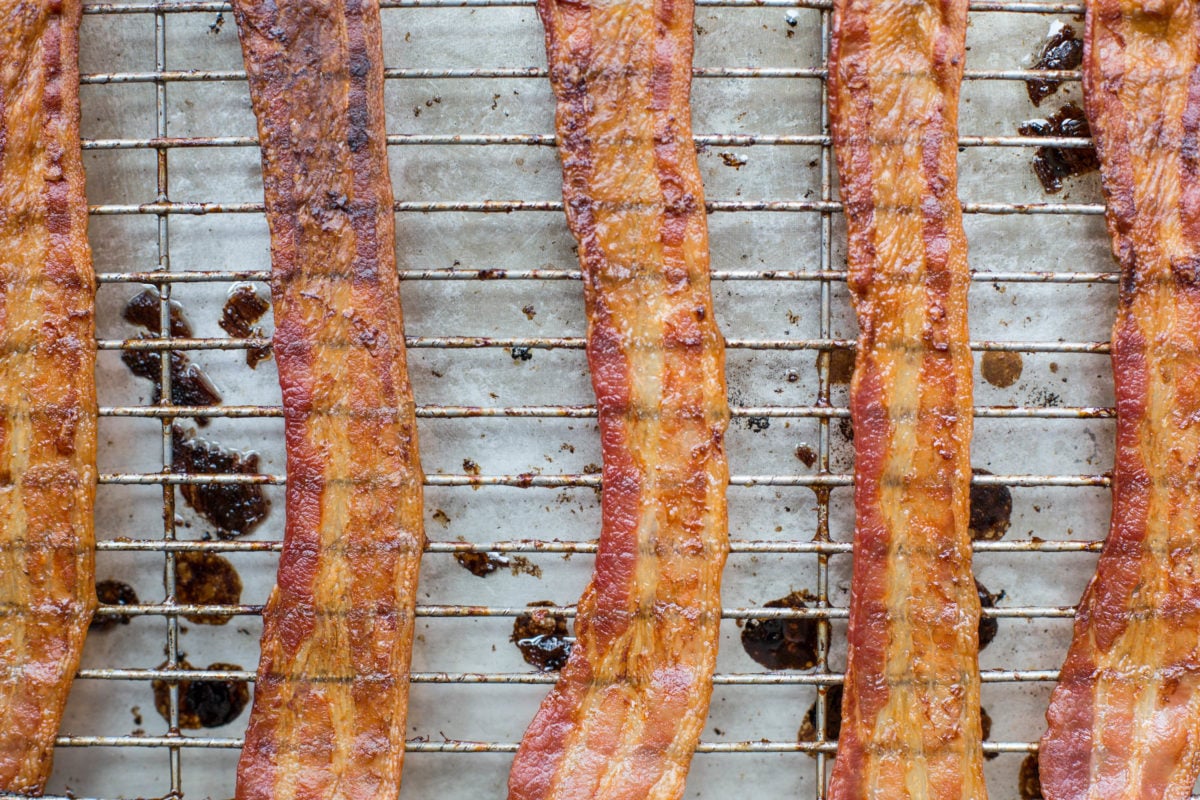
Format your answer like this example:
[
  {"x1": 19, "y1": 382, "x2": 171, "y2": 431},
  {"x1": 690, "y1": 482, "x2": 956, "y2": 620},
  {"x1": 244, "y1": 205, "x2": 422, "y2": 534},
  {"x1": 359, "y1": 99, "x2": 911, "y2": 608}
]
[{"x1": 56, "y1": 2, "x2": 1120, "y2": 798}]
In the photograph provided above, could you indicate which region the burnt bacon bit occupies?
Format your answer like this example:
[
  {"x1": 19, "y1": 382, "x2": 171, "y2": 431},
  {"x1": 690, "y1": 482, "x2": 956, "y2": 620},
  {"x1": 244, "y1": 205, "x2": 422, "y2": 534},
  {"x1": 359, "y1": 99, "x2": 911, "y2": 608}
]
[
  {"x1": 1018, "y1": 103, "x2": 1099, "y2": 194},
  {"x1": 1025, "y1": 23, "x2": 1083, "y2": 106},
  {"x1": 174, "y1": 551, "x2": 243, "y2": 625},
  {"x1": 219, "y1": 284, "x2": 272, "y2": 368},
  {"x1": 152, "y1": 659, "x2": 250, "y2": 729},
  {"x1": 171, "y1": 426, "x2": 269, "y2": 539},
  {"x1": 740, "y1": 591, "x2": 819, "y2": 671},
  {"x1": 797, "y1": 684, "x2": 843, "y2": 756},
  {"x1": 970, "y1": 468, "x2": 1013, "y2": 541},
  {"x1": 91, "y1": 580, "x2": 139, "y2": 632},
  {"x1": 511, "y1": 602, "x2": 573, "y2": 671}
]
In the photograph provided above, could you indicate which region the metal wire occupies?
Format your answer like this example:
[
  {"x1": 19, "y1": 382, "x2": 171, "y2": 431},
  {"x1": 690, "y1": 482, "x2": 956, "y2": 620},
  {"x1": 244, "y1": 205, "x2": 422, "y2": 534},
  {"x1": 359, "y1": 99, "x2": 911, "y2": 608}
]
[{"x1": 57, "y1": 0, "x2": 1116, "y2": 796}]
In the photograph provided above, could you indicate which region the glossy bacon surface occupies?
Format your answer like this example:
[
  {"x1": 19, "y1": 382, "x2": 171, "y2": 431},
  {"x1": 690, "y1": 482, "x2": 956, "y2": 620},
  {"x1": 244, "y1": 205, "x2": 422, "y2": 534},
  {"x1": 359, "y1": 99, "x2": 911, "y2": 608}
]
[
  {"x1": 507, "y1": 1, "x2": 730, "y2": 797},
  {"x1": 231, "y1": 2, "x2": 425, "y2": 799},
  {"x1": 827, "y1": 0, "x2": 984, "y2": 797},
  {"x1": 0, "y1": 0, "x2": 97, "y2": 792},
  {"x1": 1039, "y1": 2, "x2": 1200, "y2": 798}
]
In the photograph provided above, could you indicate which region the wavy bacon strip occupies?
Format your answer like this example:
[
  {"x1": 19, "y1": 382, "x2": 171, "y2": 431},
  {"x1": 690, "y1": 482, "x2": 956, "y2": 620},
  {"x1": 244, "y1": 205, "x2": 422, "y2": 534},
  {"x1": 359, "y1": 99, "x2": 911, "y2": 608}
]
[
  {"x1": 827, "y1": 0, "x2": 985, "y2": 797},
  {"x1": 231, "y1": 3, "x2": 425, "y2": 799},
  {"x1": 0, "y1": 0, "x2": 97, "y2": 792},
  {"x1": 506, "y1": 1, "x2": 729, "y2": 797},
  {"x1": 1039, "y1": 2, "x2": 1200, "y2": 798}
]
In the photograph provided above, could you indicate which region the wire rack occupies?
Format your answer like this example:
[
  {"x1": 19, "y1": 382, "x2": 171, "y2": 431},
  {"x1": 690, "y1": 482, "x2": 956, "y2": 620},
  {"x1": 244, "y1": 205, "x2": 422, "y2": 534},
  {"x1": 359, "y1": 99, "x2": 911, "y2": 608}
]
[{"x1": 5, "y1": 0, "x2": 1131, "y2": 798}]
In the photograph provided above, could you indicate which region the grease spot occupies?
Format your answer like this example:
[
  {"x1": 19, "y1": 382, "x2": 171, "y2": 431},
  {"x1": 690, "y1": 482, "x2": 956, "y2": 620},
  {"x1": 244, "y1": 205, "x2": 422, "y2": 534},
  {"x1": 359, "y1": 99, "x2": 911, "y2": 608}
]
[
  {"x1": 92, "y1": 580, "x2": 139, "y2": 631},
  {"x1": 970, "y1": 468, "x2": 1013, "y2": 542},
  {"x1": 797, "y1": 684, "x2": 842, "y2": 756},
  {"x1": 1019, "y1": 104, "x2": 1099, "y2": 194},
  {"x1": 175, "y1": 551, "x2": 242, "y2": 625},
  {"x1": 152, "y1": 659, "x2": 249, "y2": 729},
  {"x1": 981, "y1": 350, "x2": 1024, "y2": 388},
  {"x1": 740, "y1": 591, "x2": 818, "y2": 670},
  {"x1": 1025, "y1": 23, "x2": 1083, "y2": 106},
  {"x1": 512, "y1": 601, "x2": 572, "y2": 670}
]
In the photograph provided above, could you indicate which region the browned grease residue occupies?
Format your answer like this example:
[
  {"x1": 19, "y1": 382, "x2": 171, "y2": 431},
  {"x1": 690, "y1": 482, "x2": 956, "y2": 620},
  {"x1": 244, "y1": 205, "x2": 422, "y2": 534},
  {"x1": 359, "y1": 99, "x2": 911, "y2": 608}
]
[
  {"x1": 512, "y1": 601, "x2": 573, "y2": 671},
  {"x1": 825, "y1": 347, "x2": 856, "y2": 385},
  {"x1": 978, "y1": 579, "x2": 1002, "y2": 651},
  {"x1": 123, "y1": 289, "x2": 221, "y2": 421},
  {"x1": 455, "y1": 550, "x2": 543, "y2": 579},
  {"x1": 740, "y1": 591, "x2": 819, "y2": 670},
  {"x1": 91, "y1": 580, "x2": 139, "y2": 631},
  {"x1": 219, "y1": 284, "x2": 272, "y2": 368},
  {"x1": 1026, "y1": 24, "x2": 1083, "y2": 106},
  {"x1": 172, "y1": 426, "x2": 270, "y2": 539},
  {"x1": 1019, "y1": 104, "x2": 1099, "y2": 194},
  {"x1": 797, "y1": 684, "x2": 842, "y2": 756},
  {"x1": 175, "y1": 551, "x2": 243, "y2": 625},
  {"x1": 1020, "y1": 753, "x2": 1044, "y2": 799},
  {"x1": 152, "y1": 659, "x2": 249, "y2": 729},
  {"x1": 981, "y1": 350, "x2": 1024, "y2": 388},
  {"x1": 971, "y1": 468, "x2": 1014, "y2": 542},
  {"x1": 795, "y1": 444, "x2": 817, "y2": 468},
  {"x1": 981, "y1": 706, "x2": 997, "y2": 760}
]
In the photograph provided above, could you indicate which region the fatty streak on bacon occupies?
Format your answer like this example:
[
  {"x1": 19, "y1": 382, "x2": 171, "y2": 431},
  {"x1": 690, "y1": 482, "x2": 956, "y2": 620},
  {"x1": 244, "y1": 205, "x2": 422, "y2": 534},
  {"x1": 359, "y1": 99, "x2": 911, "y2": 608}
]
[
  {"x1": 231, "y1": 2, "x2": 425, "y2": 799},
  {"x1": 827, "y1": 0, "x2": 985, "y2": 797},
  {"x1": 0, "y1": 0, "x2": 98, "y2": 792},
  {"x1": 1039, "y1": 2, "x2": 1200, "y2": 799},
  {"x1": 506, "y1": 1, "x2": 730, "y2": 798}
]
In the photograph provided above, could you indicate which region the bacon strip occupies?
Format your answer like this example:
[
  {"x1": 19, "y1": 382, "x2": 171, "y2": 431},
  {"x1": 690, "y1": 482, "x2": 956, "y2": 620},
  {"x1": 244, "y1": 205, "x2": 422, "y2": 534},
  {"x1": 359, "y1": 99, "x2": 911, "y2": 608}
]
[
  {"x1": 231, "y1": 3, "x2": 425, "y2": 799},
  {"x1": 506, "y1": 1, "x2": 729, "y2": 797},
  {"x1": 1039, "y1": 2, "x2": 1200, "y2": 798},
  {"x1": 0, "y1": 0, "x2": 97, "y2": 792},
  {"x1": 827, "y1": 0, "x2": 985, "y2": 797}
]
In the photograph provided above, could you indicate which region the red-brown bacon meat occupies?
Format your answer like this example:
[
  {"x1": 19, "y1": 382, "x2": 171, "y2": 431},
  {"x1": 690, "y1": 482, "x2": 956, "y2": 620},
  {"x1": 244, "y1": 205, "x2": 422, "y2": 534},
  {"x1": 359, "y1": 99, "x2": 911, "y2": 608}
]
[
  {"x1": 231, "y1": 2, "x2": 425, "y2": 799},
  {"x1": 506, "y1": 0, "x2": 730, "y2": 798},
  {"x1": 0, "y1": 0, "x2": 98, "y2": 792},
  {"x1": 1040, "y1": 2, "x2": 1200, "y2": 798},
  {"x1": 827, "y1": 0, "x2": 985, "y2": 797}
]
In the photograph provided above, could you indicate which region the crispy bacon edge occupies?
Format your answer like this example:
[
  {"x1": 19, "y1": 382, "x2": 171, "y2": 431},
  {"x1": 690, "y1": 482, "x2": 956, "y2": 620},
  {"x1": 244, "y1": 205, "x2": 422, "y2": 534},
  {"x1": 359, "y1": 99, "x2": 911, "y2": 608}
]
[
  {"x1": 0, "y1": 0, "x2": 98, "y2": 792},
  {"x1": 827, "y1": 0, "x2": 986, "y2": 796},
  {"x1": 231, "y1": 2, "x2": 426, "y2": 799},
  {"x1": 506, "y1": 0, "x2": 730, "y2": 798},
  {"x1": 1039, "y1": 2, "x2": 1200, "y2": 799}
]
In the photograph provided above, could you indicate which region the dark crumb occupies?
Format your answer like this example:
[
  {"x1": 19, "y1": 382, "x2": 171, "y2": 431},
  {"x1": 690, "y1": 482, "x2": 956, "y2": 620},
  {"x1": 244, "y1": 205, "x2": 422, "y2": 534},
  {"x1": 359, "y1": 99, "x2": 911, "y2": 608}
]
[
  {"x1": 795, "y1": 444, "x2": 817, "y2": 468},
  {"x1": 1019, "y1": 753, "x2": 1044, "y2": 799},
  {"x1": 837, "y1": 417, "x2": 854, "y2": 442},
  {"x1": 462, "y1": 458, "x2": 481, "y2": 476},
  {"x1": 153, "y1": 659, "x2": 249, "y2": 729},
  {"x1": 92, "y1": 580, "x2": 139, "y2": 631},
  {"x1": 1019, "y1": 103, "x2": 1099, "y2": 194},
  {"x1": 1026, "y1": 24, "x2": 1083, "y2": 106},
  {"x1": 797, "y1": 684, "x2": 842, "y2": 756},
  {"x1": 582, "y1": 463, "x2": 601, "y2": 475},
  {"x1": 746, "y1": 416, "x2": 770, "y2": 433},
  {"x1": 207, "y1": 11, "x2": 224, "y2": 34},
  {"x1": 456, "y1": 550, "x2": 543, "y2": 579},
  {"x1": 740, "y1": 590, "x2": 819, "y2": 670},
  {"x1": 124, "y1": 288, "x2": 192, "y2": 338},
  {"x1": 980, "y1": 706, "x2": 998, "y2": 760},
  {"x1": 172, "y1": 426, "x2": 270, "y2": 539},
  {"x1": 510, "y1": 345, "x2": 533, "y2": 361},
  {"x1": 456, "y1": 551, "x2": 508, "y2": 577},
  {"x1": 981, "y1": 350, "x2": 1024, "y2": 388},
  {"x1": 219, "y1": 284, "x2": 272, "y2": 369},
  {"x1": 521, "y1": 305, "x2": 536, "y2": 320},
  {"x1": 977, "y1": 579, "x2": 1003, "y2": 651},
  {"x1": 970, "y1": 468, "x2": 1013, "y2": 542},
  {"x1": 432, "y1": 509, "x2": 451, "y2": 527},
  {"x1": 131, "y1": 706, "x2": 143, "y2": 726},
  {"x1": 718, "y1": 152, "x2": 748, "y2": 169},
  {"x1": 512, "y1": 601, "x2": 572, "y2": 671},
  {"x1": 175, "y1": 551, "x2": 242, "y2": 626},
  {"x1": 826, "y1": 347, "x2": 856, "y2": 385}
]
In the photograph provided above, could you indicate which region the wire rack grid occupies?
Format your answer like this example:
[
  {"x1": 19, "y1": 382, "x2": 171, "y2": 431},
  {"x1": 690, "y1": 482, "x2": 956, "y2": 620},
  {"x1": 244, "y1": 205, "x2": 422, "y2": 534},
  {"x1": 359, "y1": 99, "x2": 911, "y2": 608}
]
[{"x1": 4, "y1": 0, "x2": 1131, "y2": 798}]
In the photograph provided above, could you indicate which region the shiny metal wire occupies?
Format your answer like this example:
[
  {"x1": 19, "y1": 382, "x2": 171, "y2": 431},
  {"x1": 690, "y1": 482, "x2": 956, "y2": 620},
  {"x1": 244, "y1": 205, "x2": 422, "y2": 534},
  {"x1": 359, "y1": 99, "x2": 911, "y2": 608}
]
[{"x1": 9, "y1": 0, "x2": 1115, "y2": 797}]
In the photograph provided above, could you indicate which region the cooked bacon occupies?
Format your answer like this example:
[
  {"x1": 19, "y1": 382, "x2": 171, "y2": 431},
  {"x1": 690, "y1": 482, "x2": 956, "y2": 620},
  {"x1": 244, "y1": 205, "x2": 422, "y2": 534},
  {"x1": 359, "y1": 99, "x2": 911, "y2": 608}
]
[
  {"x1": 231, "y1": 2, "x2": 426, "y2": 799},
  {"x1": 1039, "y1": 2, "x2": 1200, "y2": 798},
  {"x1": 827, "y1": 0, "x2": 985, "y2": 796},
  {"x1": 0, "y1": 0, "x2": 97, "y2": 792},
  {"x1": 506, "y1": 1, "x2": 730, "y2": 797}
]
